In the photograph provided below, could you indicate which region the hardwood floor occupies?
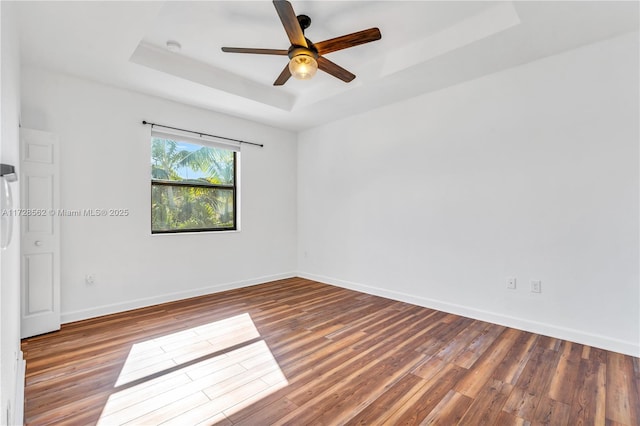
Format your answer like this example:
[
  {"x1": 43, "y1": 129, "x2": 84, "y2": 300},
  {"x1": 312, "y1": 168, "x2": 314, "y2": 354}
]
[{"x1": 22, "y1": 278, "x2": 639, "y2": 425}]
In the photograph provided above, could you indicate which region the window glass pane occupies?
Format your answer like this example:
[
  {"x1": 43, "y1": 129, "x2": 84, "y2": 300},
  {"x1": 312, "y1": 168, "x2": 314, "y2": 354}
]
[
  {"x1": 152, "y1": 185, "x2": 234, "y2": 232},
  {"x1": 151, "y1": 137, "x2": 234, "y2": 185}
]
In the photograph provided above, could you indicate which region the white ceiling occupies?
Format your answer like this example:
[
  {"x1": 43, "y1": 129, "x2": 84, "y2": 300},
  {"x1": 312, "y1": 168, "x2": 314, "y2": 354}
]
[{"x1": 16, "y1": 1, "x2": 639, "y2": 131}]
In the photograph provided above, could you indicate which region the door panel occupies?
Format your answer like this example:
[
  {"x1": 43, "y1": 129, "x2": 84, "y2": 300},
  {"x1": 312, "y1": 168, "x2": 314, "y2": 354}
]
[
  {"x1": 24, "y1": 141, "x2": 53, "y2": 164},
  {"x1": 25, "y1": 175, "x2": 54, "y2": 233},
  {"x1": 20, "y1": 128, "x2": 60, "y2": 338},
  {"x1": 24, "y1": 254, "x2": 54, "y2": 315}
]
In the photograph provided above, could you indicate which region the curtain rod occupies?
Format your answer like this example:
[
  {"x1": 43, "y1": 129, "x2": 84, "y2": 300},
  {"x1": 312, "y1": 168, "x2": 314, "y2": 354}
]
[{"x1": 142, "y1": 120, "x2": 264, "y2": 148}]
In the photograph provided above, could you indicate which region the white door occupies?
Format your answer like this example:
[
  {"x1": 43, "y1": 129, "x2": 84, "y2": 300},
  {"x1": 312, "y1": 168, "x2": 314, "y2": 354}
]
[{"x1": 20, "y1": 128, "x2": 60, "y2": 338}]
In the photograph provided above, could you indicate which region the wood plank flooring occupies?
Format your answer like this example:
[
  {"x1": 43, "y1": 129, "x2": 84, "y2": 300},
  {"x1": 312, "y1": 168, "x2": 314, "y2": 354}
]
[{"x1": 22, "y1": 278, "x2": 640, "y2": 425}]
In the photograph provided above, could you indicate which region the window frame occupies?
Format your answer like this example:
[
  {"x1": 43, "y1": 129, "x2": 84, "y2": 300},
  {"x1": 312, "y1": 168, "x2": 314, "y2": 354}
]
[{"x1": 150, "y1": 139, "x2": 238, "y2": 234}]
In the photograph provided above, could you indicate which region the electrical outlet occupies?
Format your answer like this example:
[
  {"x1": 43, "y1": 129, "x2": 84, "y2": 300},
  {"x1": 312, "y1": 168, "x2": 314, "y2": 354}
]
[
  {"x1": 85, "y1": 274, "x2": 96, "y2": 285},
  {"x1": 506, "y1": 277, "x2": 516, "y2": 289},
  {"x1": 530, "y1": 280, "x2": 541, "y2": 293}
]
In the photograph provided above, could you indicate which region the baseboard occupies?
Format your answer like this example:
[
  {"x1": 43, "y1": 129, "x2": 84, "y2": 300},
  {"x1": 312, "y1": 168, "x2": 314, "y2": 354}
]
[
  {"x1": 61, "y1": 272, "x2": 297, "y2": 324},
  {"x1": 298, "y1": 272, "x2": 640, "y2": 358}
]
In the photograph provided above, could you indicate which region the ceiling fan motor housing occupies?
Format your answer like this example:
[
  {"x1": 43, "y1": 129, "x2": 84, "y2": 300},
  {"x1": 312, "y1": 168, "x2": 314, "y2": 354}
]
[{"x1": 288, "y1": 45, "x2": 317, "y2": 60}]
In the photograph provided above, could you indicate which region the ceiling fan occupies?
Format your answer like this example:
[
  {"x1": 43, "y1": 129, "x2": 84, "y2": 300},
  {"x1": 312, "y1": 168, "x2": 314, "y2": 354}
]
[{"x1": 221, "y1": 0, "x2": 382, "y2": 86}]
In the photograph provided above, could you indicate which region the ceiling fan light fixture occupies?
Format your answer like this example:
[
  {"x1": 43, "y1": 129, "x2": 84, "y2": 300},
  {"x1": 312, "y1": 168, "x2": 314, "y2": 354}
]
[{"x1": 288, "y1": 54, "x2": 318, "y2": 80}]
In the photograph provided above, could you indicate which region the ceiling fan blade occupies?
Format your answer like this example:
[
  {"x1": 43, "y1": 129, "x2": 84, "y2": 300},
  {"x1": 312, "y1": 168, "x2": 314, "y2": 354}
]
[
  {"x1": 274, "y1": 63, "x2": 292, "y2": 86},
  {"x1": 273, "y1": 0, "x2": 308, "y2": 48},
  {"x1": 222, "y1": 47, "x2": 288, "y2": 55},
  {"x1": 317, "y1": 56, "x2": 355, "y2": 83},
  {"x1": 315, "y1": 28, "x2": 382, "y2": 55}
]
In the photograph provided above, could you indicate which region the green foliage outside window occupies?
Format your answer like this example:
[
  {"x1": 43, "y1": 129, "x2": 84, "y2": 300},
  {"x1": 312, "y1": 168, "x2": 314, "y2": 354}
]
[{"x1": 151, "y1": 137, "x2": 236, "y2": 233}]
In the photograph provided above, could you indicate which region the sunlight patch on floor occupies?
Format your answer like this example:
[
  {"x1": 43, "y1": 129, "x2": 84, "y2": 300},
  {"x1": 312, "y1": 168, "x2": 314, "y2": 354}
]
[{"x1": 97, "y1": 313, "x2": 288, "y2": 425}]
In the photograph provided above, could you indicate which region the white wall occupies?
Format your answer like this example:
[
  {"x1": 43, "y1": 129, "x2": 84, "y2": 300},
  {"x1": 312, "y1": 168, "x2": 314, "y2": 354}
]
[
  {"x1": 1, "y1": 2, "x2": 25, "y2": 424},
  {"x1": 20, "y1": 67, "x2": 298, "y2": 322},
  {"x1": 298, "y1": 32, "x2": 639, "y2": 356}
]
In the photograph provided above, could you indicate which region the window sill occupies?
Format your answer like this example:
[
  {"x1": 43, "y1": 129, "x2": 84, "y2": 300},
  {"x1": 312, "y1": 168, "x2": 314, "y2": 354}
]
[{"x1": 151, "y1": 229, "x2": 240, "y2": 236}]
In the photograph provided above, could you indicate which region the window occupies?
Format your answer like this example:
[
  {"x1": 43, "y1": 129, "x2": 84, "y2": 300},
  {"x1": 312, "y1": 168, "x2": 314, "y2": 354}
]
[{"x1": 151, "y1": 133, "x2": 237, "y2": 233}]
